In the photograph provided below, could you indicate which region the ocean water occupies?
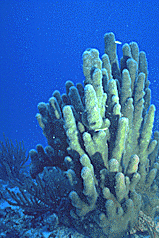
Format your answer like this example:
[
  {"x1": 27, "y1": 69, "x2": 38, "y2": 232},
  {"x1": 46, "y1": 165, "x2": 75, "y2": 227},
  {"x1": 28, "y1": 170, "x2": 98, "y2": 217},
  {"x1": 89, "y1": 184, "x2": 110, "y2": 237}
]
[
  {"x1": 0, "y1": 1, "x2": 159, "y2": 237},
  {"x1": 0, "y1": 0, "x2": 159, "y2": 152}
]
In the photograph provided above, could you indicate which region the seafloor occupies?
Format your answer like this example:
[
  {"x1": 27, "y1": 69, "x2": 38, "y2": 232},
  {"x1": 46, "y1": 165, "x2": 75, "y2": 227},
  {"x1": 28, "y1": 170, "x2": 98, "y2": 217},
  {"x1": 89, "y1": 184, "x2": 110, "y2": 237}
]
[{"x1": 0, "y1": 179, "x2": 156, "y2": 238}]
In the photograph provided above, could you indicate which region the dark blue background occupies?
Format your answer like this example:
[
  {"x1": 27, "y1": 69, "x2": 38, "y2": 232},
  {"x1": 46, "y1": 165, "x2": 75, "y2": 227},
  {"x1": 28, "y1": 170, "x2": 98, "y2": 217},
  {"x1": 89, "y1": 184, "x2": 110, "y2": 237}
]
[{"x1": 0, "y1": 0, "x2": 159, "y2": 153}]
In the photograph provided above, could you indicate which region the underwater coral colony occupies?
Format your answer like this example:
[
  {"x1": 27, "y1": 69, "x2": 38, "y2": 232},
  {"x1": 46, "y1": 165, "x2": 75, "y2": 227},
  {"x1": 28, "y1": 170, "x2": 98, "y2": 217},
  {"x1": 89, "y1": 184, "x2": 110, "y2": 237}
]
[{"x1": 1, "y1": 32, "x2": 159, "y2": 238}]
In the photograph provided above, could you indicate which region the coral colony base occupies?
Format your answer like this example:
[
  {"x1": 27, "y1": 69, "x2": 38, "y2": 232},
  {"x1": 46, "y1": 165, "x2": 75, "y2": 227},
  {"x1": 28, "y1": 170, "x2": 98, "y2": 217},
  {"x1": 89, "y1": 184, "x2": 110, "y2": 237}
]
[{"x1": 1, "y1": 32, "x2": 159, "y2": 238}]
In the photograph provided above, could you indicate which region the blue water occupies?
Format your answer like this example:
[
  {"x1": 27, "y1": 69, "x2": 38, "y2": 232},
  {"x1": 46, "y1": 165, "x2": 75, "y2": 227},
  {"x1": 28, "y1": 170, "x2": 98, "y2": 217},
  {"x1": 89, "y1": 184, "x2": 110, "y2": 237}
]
[{"x1": 0, "y1": 0, "x2": 159, "y2": 152}]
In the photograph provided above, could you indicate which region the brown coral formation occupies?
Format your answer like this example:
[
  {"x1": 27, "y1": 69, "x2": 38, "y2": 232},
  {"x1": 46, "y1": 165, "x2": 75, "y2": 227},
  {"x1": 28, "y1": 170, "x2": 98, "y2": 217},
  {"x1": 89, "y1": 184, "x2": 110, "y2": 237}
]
[{"x1": 32, "y1": 32, "x2": 159, "y2": 237}]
